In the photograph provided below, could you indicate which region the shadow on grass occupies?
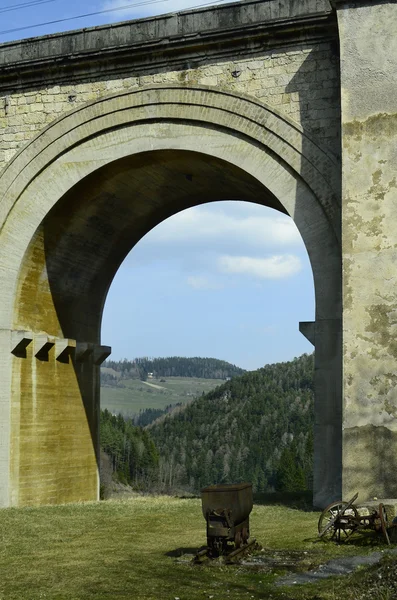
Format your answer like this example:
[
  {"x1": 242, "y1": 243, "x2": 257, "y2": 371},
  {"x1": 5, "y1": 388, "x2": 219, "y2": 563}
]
[
  {"x1": 87, "y1": 554, "x2": 320, "y2": 600},
  {"x1": 311, "y1": 530, "x2": 391, "y2": 548},
  {"x1": 253, "y1": 491, "x2": 315, "y2": 511},
  {"x1": 165, "y1": 546, "x2": 204, "y2": 557}
]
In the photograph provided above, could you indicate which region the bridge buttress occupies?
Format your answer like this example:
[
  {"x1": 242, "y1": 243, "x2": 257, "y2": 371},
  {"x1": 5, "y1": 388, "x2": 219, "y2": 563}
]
[{"x1": 337, "y1": 0, "x2": 397, "y2": 501}]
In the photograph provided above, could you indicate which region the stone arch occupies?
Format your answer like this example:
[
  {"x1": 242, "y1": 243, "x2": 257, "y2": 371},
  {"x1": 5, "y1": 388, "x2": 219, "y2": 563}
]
[{"x1": 0, "y1": 85, "x2": 341, "y2": 508}]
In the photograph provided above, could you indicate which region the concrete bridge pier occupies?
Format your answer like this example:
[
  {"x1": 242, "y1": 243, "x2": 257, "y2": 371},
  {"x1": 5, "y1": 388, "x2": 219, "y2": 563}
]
[
  {"x1": 336, "y1": 0, "x2": 397, "y2": 501},
  {"x1": 301, "y1": 317, "x2": 342, "y2": 508}
]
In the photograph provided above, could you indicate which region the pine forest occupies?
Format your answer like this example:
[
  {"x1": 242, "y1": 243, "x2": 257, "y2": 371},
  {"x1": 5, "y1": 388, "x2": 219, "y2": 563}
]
[{"x1": 100, "y1": 353, "x2": 314, "y2": 495}]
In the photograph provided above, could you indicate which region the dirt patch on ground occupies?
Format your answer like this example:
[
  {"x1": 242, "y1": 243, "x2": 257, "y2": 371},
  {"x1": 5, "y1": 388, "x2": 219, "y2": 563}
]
[
  {"x1": 275, "y1": 548, "x2": 397, "y2": 587},
  {"x1": 241, "y1": 549, "x2": 318, "y2": 573}
]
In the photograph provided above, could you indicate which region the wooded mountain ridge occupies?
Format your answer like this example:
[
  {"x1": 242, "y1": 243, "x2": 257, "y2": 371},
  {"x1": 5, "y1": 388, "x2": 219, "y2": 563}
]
[
  {"x1": 149, "y1": 353, "x2": 314, "y2": 494},
  {"x1": 101, "y1": 356, "x2": 245, "y2": 384},
  {"x1": 100, "y1": 353, "x2": 314, "y2": 495}
]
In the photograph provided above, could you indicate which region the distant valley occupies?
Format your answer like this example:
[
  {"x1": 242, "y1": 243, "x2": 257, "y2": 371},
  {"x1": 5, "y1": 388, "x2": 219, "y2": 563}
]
[
  {"x1": 99, "y1": 354, "x2": 314, "y2": 497},
  {"x1": 100, "y1": 356, "x2": 244, "y2": 420}
]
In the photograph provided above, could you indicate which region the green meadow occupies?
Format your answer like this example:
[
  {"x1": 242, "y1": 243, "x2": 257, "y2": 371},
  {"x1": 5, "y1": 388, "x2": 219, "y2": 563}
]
[
  {"x1": 1, "y1": 495, "x2": 394, "y2": 600},
  {"x1": 100, "y1": 376, "x2": 222, "y2": 417}
]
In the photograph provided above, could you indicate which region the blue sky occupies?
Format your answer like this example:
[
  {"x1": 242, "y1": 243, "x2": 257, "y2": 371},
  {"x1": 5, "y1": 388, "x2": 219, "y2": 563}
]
[
  {"x1": 1, "y1": 1, "x2": 315, "y2": 370},
  {"x1": 102, "y1": 202, "x2": 314, "y2": 370},
  {"x1": 0, "y1": 0, "x2": 235, "y2": 42}
]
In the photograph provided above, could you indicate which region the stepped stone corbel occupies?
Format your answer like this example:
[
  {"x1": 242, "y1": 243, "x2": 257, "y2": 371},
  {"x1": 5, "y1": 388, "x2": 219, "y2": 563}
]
[
  {"x1": 299, "y1": 321, "x2": 315, "y2": 346},
  {"x1": 10, "y1": 333, "x2": 111, "y2": 365},
  {"x1": 75, "y1": 342, "x2": 94, "y2": 362},
  {"x1": 11, "y1": 330, "x2": 33, "y2": 357},
  {"x1": 55, "y1": 338, "x2": 76, "y2": 363},
  {"x1": 93, "y1": 345, "x2": 111, "y2": 365},
  {"x1": 34, "y1": 334, "x2": 55, "y2": 361}
]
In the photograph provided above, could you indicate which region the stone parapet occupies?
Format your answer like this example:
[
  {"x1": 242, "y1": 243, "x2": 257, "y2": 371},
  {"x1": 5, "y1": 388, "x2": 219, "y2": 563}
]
[{"x1": 0, "y1": 0, "x2": 335, "y2": 89}]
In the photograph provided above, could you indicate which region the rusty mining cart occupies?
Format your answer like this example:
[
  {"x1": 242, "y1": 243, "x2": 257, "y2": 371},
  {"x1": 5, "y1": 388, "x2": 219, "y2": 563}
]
[{"x1": 201, "y1": 482, "x2": 253, "y2": 556}]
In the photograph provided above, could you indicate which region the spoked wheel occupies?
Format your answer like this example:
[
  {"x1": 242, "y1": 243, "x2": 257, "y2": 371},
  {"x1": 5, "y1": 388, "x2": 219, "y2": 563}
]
[
  {"x1": 379, "y1": 503, "x2": 391, "y2": 546},
  {"x1": 318, "y1": 501, "x2": 359, "y2": 542}
]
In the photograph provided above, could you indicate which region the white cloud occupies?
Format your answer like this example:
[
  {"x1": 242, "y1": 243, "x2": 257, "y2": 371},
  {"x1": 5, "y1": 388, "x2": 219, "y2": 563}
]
[
  {"x1": 152, "y1": 204, "x2": 301, "y2": 249},
  {"x1": 101, "y1": 0, "x2": 215, "y2": 20},
  {"x1": 217, "y1": 254, "x2": 302, "y2": 279},
  {"x1": 186, "y1": 275, "x2": 223, "y2": 290}
]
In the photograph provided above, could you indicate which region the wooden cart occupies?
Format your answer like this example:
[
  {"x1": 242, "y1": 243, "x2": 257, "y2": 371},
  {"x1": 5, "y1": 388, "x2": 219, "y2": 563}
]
[{"x1": 318, "y1": 492, "x2": 394, "y2": 545}]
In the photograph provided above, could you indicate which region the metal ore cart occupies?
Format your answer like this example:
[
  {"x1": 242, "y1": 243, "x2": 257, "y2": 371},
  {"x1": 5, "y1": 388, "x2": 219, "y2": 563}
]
[{"x1": 201, "y1": 483, "x2": 253, "y2": 555}]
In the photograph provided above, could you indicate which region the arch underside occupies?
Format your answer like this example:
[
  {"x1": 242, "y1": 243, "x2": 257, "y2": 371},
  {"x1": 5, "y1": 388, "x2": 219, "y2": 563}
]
[{"x1": 0, "y1": 86, "x2": 341, "y2": 508}]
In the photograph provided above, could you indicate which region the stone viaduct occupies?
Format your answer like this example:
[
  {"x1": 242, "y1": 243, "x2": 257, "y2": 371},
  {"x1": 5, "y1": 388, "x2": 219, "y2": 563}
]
[{"x1": 0, "y1": 0, "x2": 396, "y2": 509}]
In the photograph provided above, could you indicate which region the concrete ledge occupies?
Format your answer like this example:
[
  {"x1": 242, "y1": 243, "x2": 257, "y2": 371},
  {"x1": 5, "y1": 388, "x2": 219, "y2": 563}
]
[
  {"x1": 55, "y1": 338, "x2": 76, "y2": 363},
  {"x1": 93, "y1": 346, "x2": 112, "y2": 366},
  {"x1": 75, "y1": 342, "x2": 94, "y2": 363},
  {"x1": 34, "y1": 334, "x2": 55, "y2": 361},
  {"x1": 10, "y1": 333, "x2": 108, "y2": 365},
  {"x1": 299, "y1": 321, "x2": 315, "y2": 345},
  {"x1": 11, "y1": 330, "x2": 33, "y2": 357}
]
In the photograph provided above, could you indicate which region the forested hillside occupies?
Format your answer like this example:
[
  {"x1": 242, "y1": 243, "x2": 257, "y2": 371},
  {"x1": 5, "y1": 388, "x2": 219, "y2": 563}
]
[
  {"x1": 102, "y1": 356, "x2": 245, "y2": 384},
  {"x1": 100, "y1": 409, "x2": 159, "y2": 488},
  {"x1": 149, "y1": 354, "x2": 314, "y2": 494}
]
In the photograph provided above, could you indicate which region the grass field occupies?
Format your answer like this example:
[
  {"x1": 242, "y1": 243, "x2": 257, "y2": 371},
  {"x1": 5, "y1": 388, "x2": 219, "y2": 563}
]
[
  {"x1": 0, "y1": 495, "x2": 395, "y2": 600},
  {"x1": 100, "y1": 377, "x2": 223, "y2": 417}
]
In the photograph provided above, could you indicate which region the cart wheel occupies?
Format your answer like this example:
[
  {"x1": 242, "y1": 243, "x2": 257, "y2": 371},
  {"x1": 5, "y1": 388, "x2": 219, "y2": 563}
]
[
  {"x1": 318, "y1": 501, "x2": 359, "y2": 542},
  {"x1": 379, "y1": 504, "x2": 391, "y2": 546},
  {"x1": 234, "y1": 530, "x2": 242, "y2": 549}
]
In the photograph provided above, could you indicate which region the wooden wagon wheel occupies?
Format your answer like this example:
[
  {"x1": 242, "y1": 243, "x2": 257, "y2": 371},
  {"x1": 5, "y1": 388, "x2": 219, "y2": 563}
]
[
  {"x1": 318, "y1": 501, "x2": 359, "y2": 542},
  {"x1": 379, "y1": 503, "x2": 391, "y2": 546}
]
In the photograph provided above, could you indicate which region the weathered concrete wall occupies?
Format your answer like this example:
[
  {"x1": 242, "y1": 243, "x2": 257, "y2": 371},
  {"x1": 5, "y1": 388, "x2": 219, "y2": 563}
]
[{"x1": 337, "y1": 0, "x2": 397, "y2": 501}]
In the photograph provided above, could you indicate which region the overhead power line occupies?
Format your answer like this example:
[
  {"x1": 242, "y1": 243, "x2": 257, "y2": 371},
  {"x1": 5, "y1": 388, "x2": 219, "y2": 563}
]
[
  {"x1": 0, "y1": 1, "x2": 168, "y2": 36},
  {"x1": 0, "y1": 0, "x2": 232, "y2": 38},
  {"x1": 0, "y1": 0, "x2": 230, "y2": 35},
  {"x1": 0, "y1": 0, "x2": 59, "y2": 15}
]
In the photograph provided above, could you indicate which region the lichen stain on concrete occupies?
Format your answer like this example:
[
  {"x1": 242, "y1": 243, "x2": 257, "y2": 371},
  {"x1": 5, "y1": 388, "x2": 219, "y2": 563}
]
[
  {"x1": 367, "y1": 174, "x2": 397, "y2": 205},
  {"x1": 9, "y1": 225, "x2": 98, "y2": 506},
  {"x1": 368, "y1": 347, "x2": 380, "y2": 360},
  {"x1": 372, "y1": 170, "x2": 382, "y2": 187},
  {"x1": 383, "y1": 398, "x2": 397, "y2": 419},
  {"x1": 342, "y1": 257, "x2": 354, "y2": 311},
  {"x1": 365, "y1": 214, "x2": 384, "y2": 237},
  {"x1": 366, "y1": 304, "x2": 397, "y2": 358},
  {"x1": 343, "y1": 207, "x2": 362, "y2": 251},
  {"x1": 13, "y1": 226, "x2": 63, "y2": 337},
  {"x1": 343, "y1": 424, "x2": 397, "y2": 500},
  {"x1": 343, "y1": 113, "x2": 397, "y2": 142},
  {"x1": 10, "y1": 341, "x2": 98, "y2": 506}
]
